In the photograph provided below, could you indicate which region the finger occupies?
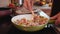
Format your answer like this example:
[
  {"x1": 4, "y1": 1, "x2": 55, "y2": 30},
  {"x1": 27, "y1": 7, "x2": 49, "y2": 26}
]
[
  {"x1": 50, "y1": 14, "x2": 58, "y2": 20},
  {"x1": 31, "y1": 11, "x2": 34, "y2": 16},
  {"x1": 27, "y1": 0, "x2": 33, "y2": 11},
  {"x1": 55, "y1": 18, "x2": 60, "y2": 26},
  {"x1": 23, "y1": 0, "x2": 27, "y2": 8},
  {"x1": 30, "y1": 0, "x2": 34, "y2": 8},
  {"x1": 55, "y1": 20, "x2": 59, "y2": 26}
]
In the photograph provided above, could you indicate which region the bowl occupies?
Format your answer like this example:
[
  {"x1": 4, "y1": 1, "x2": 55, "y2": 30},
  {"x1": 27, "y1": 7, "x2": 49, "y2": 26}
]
[{"x1": 11, "y1": 10, "x2": 50, "y2": 32}]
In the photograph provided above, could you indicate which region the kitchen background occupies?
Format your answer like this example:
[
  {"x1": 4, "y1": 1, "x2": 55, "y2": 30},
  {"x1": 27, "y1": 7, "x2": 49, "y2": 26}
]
[{"x1": 0, "y1": 0, "x2": 53, "y2": 7}]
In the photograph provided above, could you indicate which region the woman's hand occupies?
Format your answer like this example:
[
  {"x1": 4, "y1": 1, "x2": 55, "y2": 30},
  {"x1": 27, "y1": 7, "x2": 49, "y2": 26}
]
[
  {"x1": 23, "y1": 0, "x2": 34, "y2": 15},
  {"x1": 50, "y1": 12, "x2": 60, "y2": 25},
  {"x1": 23, "y1": 0, "x2": 34, "y2": 11}
]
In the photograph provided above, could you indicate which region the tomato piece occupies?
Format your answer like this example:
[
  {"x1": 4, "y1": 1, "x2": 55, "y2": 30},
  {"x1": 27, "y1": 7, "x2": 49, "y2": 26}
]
[{"x1": 9, "y1": 3, "x2": 15, "y2": 8}]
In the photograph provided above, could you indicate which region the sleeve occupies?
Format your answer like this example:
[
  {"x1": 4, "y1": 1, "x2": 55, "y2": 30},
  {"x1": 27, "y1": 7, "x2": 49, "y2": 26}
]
[
  {"x1": 51, "y1": 0, "x2": 60, "y2": 16},
  {"x1": 52, "y1": 0, "x2": 60, "y2": 12}
]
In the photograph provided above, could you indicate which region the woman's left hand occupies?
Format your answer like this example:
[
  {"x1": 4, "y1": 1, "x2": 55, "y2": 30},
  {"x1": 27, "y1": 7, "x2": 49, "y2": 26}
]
[{"x1": 50, "y1": 12, "x2": 60, "y2": 25}]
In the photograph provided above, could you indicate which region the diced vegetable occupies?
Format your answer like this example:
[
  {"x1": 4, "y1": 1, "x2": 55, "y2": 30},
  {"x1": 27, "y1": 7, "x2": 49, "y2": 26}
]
[{"x1": 17, "y1": 15, "x2": 48, "y2": 27}]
